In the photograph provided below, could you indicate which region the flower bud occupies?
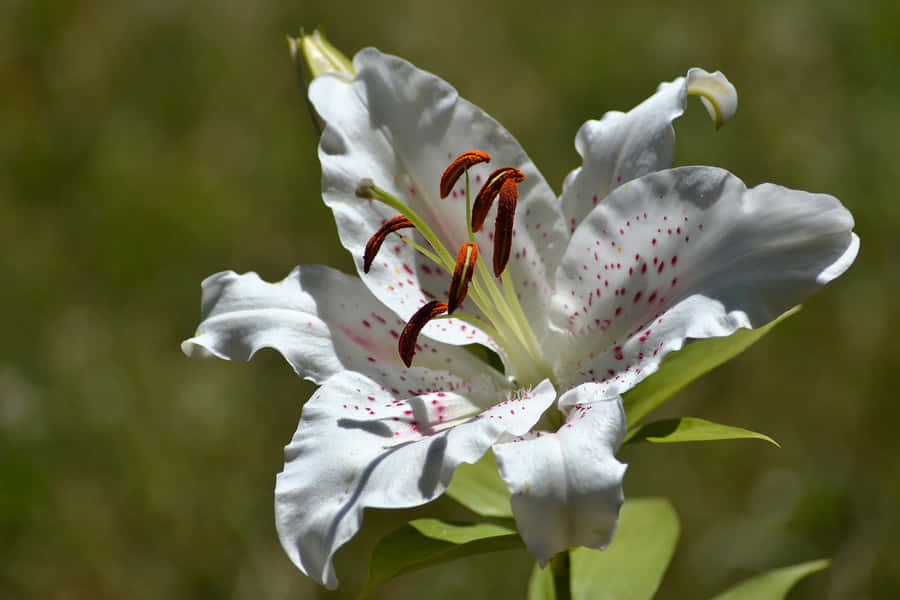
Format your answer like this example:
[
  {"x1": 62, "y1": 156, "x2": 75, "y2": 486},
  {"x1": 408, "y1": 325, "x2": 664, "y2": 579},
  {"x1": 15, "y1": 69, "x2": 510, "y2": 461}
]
[{"x1": 289, "y1": 29, "x2": 355, "y2": 80}]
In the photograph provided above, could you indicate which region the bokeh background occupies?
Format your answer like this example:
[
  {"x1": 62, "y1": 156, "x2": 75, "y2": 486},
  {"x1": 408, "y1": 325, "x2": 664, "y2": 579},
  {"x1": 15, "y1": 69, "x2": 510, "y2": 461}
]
[{"x1": 2, "y1": 0, "x2": 898, "y2": 598}]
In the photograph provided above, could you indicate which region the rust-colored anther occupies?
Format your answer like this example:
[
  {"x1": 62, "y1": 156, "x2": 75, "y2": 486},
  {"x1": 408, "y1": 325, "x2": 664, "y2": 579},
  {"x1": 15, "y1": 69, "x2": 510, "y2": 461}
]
[
  {"x1": 440, "y1": 150, "x2": 491, "y2": 198},
  {"x1": 447, "y1": 243, "x2": 479, "y2": 314},
  {"x1": 493, "y1": 178, "x2": 518, "y2": 277},
  {"x1": 363, "y1": 215, "x2": 415, "y2": 273},
  {"x1": 471, "y1": 167, "x2": 525, "y2": 232},
  {"x1": 399, "y1": 301, "x2": 449, "y2": 367}
]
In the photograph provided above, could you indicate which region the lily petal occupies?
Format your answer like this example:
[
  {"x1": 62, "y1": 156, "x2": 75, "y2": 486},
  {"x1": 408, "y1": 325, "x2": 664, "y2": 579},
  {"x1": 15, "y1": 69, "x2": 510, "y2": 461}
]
[
  {"x1": 182, "y1": 265, "x2": 503, "y2": 386},
  {"x1": 560, "y1": 68, "x2": 737, "y2": 229},
  {"x1": 275, "y1": 375, "x2": 556, "y2": 588},
  {"x1": 311, "y1": 48, "x2": 566, "y2": 346},
  {"x1": 494, "y1": 383, "x2": 626, "y2": 565},
  {"x1": 550, "y1": 166, "x2": 858, "y2": 392}
]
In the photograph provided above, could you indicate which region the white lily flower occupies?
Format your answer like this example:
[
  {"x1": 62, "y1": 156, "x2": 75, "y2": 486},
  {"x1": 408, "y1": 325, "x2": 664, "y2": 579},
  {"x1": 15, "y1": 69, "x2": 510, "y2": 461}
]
[{"x1": 183, "y1": 48, "x2": 858, "y2": 589}]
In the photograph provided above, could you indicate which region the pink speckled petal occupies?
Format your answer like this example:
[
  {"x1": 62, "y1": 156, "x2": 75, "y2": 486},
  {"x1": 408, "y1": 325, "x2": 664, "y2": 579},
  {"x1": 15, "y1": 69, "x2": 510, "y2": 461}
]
[
  {"x1": 275, "y1": 375, "x2": 556, "y2": 588},
  {"x1": 560, "y1": 68, "x2": 737, "y2": 229},
  {"x1": 182, "y1": 265, "x2": 504, "y2": 387},
  {"x1": 549, "y1": 166, "x2": 858, "y2": 393},
  {"x1": 494, "y1": 383, "x2": 626, "y2": 565},
  {"x1": 311, "y1": 49, "x2": 566, "y2": 347}
]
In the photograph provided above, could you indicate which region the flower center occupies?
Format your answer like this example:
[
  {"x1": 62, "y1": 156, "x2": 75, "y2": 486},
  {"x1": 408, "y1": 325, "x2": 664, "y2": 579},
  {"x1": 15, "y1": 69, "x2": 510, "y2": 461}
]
[{"x1": 356, "y1": 151, "x2": 553, "y2": 385}]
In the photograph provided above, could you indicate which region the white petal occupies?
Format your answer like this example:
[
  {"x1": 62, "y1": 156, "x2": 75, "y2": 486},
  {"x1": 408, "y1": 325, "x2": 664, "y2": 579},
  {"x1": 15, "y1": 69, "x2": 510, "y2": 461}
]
[
  {"x1": 311, "y1": 48, "x2": 565, "y2": 346},
  {"x1": 549, "y1": 166, "x2": 858, "y2": 392},
  {"x1": 494, "y1": 383, "x2": 626, "y2": 565},
  {"x1": 560, "y1": 68, "x2": 737, "y2": 229},
  {"x1": 275, "y1": 374, "x2": 556, "y2": 588},
  {"x1": 182, "y1": 265, "x2": 504, "y2": 386}
]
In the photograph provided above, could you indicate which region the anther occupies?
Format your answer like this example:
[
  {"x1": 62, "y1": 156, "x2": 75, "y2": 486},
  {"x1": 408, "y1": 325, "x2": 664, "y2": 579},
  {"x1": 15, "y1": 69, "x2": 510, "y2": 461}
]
[
  {"x1": 440, "y1": 150, "x2": 491, "y2": 198},
  {"x1": 399, "y1": 301, "x2": 449, "y2": 367},
  {"x1": 493, "y1": 178, "x2": 517, "y2": 276},
  {"x1": 447, "y1": 243, "x2": 479, "y2": 314},
  {"x1": 363, "y1": 215, "x2": 415, "y2": 273},
  {"x1": 472, "y1": 167, "x2": 525, "y2": 232}
]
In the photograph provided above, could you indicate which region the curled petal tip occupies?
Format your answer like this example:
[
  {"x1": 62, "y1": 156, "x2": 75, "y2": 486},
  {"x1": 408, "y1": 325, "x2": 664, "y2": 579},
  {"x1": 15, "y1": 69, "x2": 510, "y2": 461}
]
[{"x1": 686, "y1": 68, "x2": 738, "y2": 129}]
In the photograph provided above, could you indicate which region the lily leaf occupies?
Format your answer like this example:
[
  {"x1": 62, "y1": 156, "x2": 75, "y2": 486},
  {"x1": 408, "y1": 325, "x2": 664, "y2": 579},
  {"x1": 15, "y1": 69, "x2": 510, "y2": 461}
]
[
  {"x1": 624, "y1": 417, "x2": 779, "y2": 447},
  {"x1": 445, "y1": 450, "x2": 513, "y2": 517},
  {"x1": 708, "y1": 559, "x2": 830, "y2": 600},
  {"x1": 570, "y1": 497, "x2": 680, "y2": 600},
  {"x1": 359, "y1": 519, "x2": 522, "y2": 598},
  {"x1": 623, "y1": 307, "x2": 799, "y2": 425},
  {"x1": 527, "y1": 561, "x2": 557, "y2": 600},
  {"x1": 409, "y1": 518, "x2": 517, "y2": 544}
]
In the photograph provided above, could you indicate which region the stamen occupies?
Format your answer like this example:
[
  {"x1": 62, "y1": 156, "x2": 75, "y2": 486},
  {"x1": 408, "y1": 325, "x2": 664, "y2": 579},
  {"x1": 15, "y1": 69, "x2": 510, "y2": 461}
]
[
  {"x1": 447, "y1": 243, "x2": 479, "y2": 314},
  {"x1": 493, "y1": 178, "x2": 517, "y2": 276},
  {"x1": 363, "y1": 215, "x2": 415, "y2": 273},
  {"x1": 471, "y1": 167, "x2": 525, "y2": 232},
  {"x1": 399, "y1": 301, "x2": 449, "y2": 367},
  {"x1": 440, "y1": 150, "x2": 491, "y2": 198}
]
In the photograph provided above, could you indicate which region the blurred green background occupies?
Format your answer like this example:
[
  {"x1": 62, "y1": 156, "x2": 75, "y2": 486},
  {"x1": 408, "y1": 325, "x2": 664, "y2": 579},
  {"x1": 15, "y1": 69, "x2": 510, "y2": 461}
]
[{"x1": 2, "y1": 0, "x2": 898, "y2": 598}]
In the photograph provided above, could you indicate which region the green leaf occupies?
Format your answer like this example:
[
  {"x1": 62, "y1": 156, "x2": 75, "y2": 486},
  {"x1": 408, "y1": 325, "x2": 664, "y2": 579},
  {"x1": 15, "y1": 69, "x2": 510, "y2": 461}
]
[
  {"x1": 359, "y1": 519, "x2": 523, "y2": 598},
  {"x1": 570, "y1": 498, "x2": 680, "y2": 600},
  {"x1": 708, "y1": 559, "x2": 830, "y2": 600},
  {"x1": 624, "y1": 417, "x2": 780, "y2": 447},
  {"x1": 409, "y1": 518, "x2": 517, "y2": 543},
  {"x1": 445, "y1": 450, "x2": 513, "y2": 517},
  {"x1": 527, "y1": 561, "x2": 557, "y2": 600},
  {"x1": 622, "y1": 307, "x2": 799, "y2": 425}
]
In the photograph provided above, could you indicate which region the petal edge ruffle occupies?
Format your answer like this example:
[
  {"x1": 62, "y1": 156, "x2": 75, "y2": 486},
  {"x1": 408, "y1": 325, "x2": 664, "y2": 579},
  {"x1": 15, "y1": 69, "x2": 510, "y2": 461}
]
[
  {"x1": 275, "y1": 375, "x2": 556, "y2": 588},
  {"x1": 560, "y1": 69, "x2": 737, "y2": 230}
]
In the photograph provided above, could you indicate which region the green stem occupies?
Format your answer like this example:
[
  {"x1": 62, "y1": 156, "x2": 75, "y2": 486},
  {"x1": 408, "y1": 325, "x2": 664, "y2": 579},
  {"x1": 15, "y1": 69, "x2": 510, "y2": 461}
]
[{"x1": 550, "y1": 551, "x2": 571, "y2": 600}]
